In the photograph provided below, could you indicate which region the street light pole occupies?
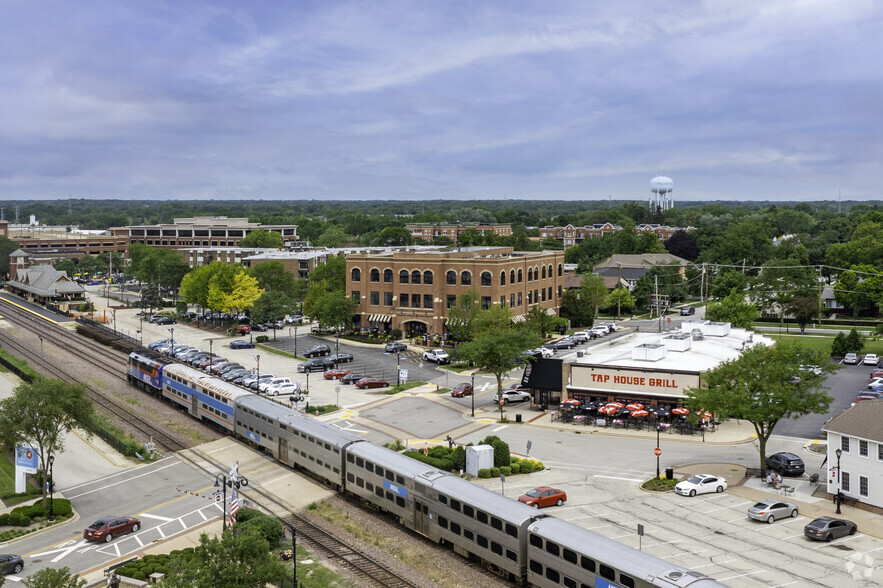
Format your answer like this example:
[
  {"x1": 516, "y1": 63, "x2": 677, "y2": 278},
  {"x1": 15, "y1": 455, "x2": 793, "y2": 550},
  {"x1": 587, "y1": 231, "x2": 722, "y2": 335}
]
[
  {"x1": 471, "y1": 373, "x2": 475, "y2": 418},
  {"x1": 656, "y1": 424, "x2": 662, "y2": 479},
  {"x1": 294, "y1": 325, "x2": 298, "y2": 357},
  {"x1": 209, "y1": 339, "x2": 213, "y2": 375},
  {"x1": 214, "y1": 474, "x2": 228, "y2": 530},
  {"x1": 835, "y1": 448, "x2": 842, "y2": 514},
  {"x1": 39, "y1": 336, "x2": 43, "y2": 381},
  {"x1": 139, "y1": 315, "x2": 143, "y2": 346},
  {"x1": 47, "y1": 454, "x2": 55, "y2": 521},
  {"x1": 396, "y1": 351, "x2": 401, "y2": 387},
  {"x1": 288, "y1": 526, "x2": 297, "y2": 587}
]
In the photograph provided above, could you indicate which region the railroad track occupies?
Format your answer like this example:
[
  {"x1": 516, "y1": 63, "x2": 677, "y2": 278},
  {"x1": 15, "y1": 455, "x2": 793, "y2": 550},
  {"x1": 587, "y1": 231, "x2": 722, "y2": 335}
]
[
  {"x1": 182, "y1": 447, "x2": 420, "y2": 588},
  {"x1": 0, "y1": 298, "x2": 189, "y2": 453}
]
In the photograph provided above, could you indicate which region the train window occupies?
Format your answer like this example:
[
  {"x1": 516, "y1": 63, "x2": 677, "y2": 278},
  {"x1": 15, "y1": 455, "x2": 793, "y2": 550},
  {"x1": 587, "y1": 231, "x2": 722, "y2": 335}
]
[
  {"x1": 490, "y1": 517, "x2": 502, "y2": 531},
  {"x1": 366, "y1": 483, "x2": 374, "y2": 491},
  {"x1": 506, "y1": 549, "x2": 517, "y2": 562},
  {"x1": 619, "y1": 575, "x2": 635, "y2": 588},
  {"x1": 529, "y1": 534, "x2": 543, "y2": 548},
  {"x1": 356, "y1": 477, "x2": 364, "y2": 488},
  {"x1": 397, "y1": 475, "x2": 404, "y2": 484},
  {"x1": 385, "y1": 491, "x2": 393, "y2": 501},
  {"x1": 490, "y1": 542, "x2": 502, "y2": 556},
  {"x1": 450, "y1": 499, "x2": 461, "y2": 512},
  {"x1": 477, "y1": 511, "x2": 488, "y2": 524},
  {"x1": 529, "y1": 560, "x2": 543, "y2": 575},
  {"x1": 462, "y1": 505, "x2": 474, "y2": 518},
  {"x1": 395, "y1": 497, "x2": 405, "y2": 508},
  {"x1": 334, "y1": 448, "x2": 339, "y2": 454},
  {"x1": 347, "y1": 473, "x2": 354, "y2": 483},
  {"x1": 333, "y1": 468, "x2": 339, "y2": 474},
  {"x1": 300, "y1": 451, "x2": 306, "y2": 457},
  {"x1": 463, "y1": 529, "x2": 474, "y2": 541},
  {"x1": 356, "y1": 458, "x2": 364, "y2": 467},
  {"x1": 580, "y1": 557, "x2": 596, "y2": 572},
  {"x1": 438, "y1": 516, "x2": 448, "y2": 529},
  {"x1": 422, "y1": 504, "x2": 427, "y2": 514},
  {"x1": 366, "y1": 463, "x2": 374, "y2": 473},
  {"x1": 563, "y1": 577, "x2": 577, "y2": 588},
  {"x1": 347, "y1": 454, "x2": 354, "y2": 463},
  {"x1": 438, "y1": 495, "x2": 448, "y2": 505},
  {"x1": 477, "y1": 535, "x2": 488, "y2": 549},
  {"x1": 324, "y1": 443, "x2": 330, "y2": 450},
  {"x1": 374, "y1": 487, "x2": 383, "y2": 498},
  {"x1": 563, "y1": 548, "x2": 577, "y2": 564},
  {"x1": 505, "y1": 523, "x2": 518, "y2": 538},
  {"x1": 308, "y1": 456, "x2": 315, "y2": 462},
  {"x1": 599, "y1": 564, "x2": 615, "y2": 581},
  {"x1": 450, "y1": 522, "x2": 460, "y2": 535},
  {"x1": 545, "y1": 568, "x2": 560, "y2": 583},
  {"x1": 375, "y1": 466, "x2": 384, "y2": 477},
  {"x1": 386, "y1": 471, "x2": 393, "y2": 481},
  {"x1": 325, "y1": 463, "x2": 331, "y2": 470},
  {"x1": 545, "y1": 541, "x2": 559, "y2": 557}
]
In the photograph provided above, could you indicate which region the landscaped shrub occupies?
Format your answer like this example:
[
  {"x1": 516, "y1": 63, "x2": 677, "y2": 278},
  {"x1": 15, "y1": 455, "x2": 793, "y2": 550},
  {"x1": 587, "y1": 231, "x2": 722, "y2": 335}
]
[
  {"x1": 520, "y1": 460, "x2": 534, "y2": 474},
  {"x1": 237, "y1": 513, "x2": 284, "y2": 545},
  {"x1": 256, "y1": 335, "x2": 269, "y2": 343},
  {"x1": 404, "y1": 450, "x2": 454, "y2": 471},
  {"x1": 0, "y1": 513, "x2": 9, "y2": 526},
  {"x1": 478, "y1": 468, "x2": 491, "y2": 478},
  {"x1": 490, "y1": 467, "x2": 500, "y2": 477},
  {"x1": 450, "y1": 446, "x2": 466, "y2": 471},
  {"x1": 234, "y1": 507, "x2": 261, "y2": 524},
  {"x1": 390, "y1": 328, "x2": 403, "y2": 339},
  {"x1": 500, "y1": 466, "x2": 511, "y2": 476}
]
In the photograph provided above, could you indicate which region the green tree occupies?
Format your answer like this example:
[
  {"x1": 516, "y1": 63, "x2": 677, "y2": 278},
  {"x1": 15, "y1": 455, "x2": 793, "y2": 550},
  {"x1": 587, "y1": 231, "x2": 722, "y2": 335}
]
[
  {"x1": 751, "y1": 259, "x2": 816, "y2": 328},
  {"x1": 0, "y1": 380, "x2": 98, "y2": 508},
  {"x1": 845, "y1": 328, "x2": 865, "y2": 354},
  {"x1": 0, "y1": 236, "x2": 21, "y2": 277},
  {"x1": 158, "y1": 526, "x2": 285, "y2": 588},
  {"x1": 663, "y1": 230, "x2": 699, "y2": 261},
  {"x1": 314, "y1": 226, "x2": 351, "y2": 248},
  {"x1": 302, "y1": 282, "x2": 355, "y2": 330},
  {"x1": 603, "y1": 288, "x2": 636, "y2": 316},
  {"x1": 22, "y1": 567, "x2": 86, "y2": 588},
  {"x1": 180, "y1": 263, "x2": 242, "y2": 311},
  {"x1": 831, "y1": 332, "x2": 849, "y2": 357},
  {"x1": 685, "y1": 341, "x2": 835, "y2": 474},
  {"x1": 376, "y1": 226, "x2": 413, "y2": 246},
  {"x1": 52, "y1": 258, "x2": 77, "y2": 277},
  {"x1": 560, "y1": 274, "x2": 607, "y2": 327},
  {"x1": 309, "y1": 256, "x2": 346, "y2": 293},
  {"x1": 249, "y1": 261, "x2": 298, "y2": 297},
  {"x1": 787, "y1": 294, "x2": 820, "y2": 333},
  {"x1": 524, "y1": 305, "x2": 562, "y2": 339},
  {"x1": 632, "y1": 263, "x2": 687, "y2": 310},
  {"x1": 833, "y1": 265, "x2": 883, "y2": 319},
  {"x1": 710, "y1": 269, "x2": 748, "y2": 300},
  {"x1": 704, "y1": 289, "x2": 759, "y2": 328},
  {"x1": 454, "y1": 327, "x2": 543, "y2": 399},
  {"x1": 250, "y1": 291, "x2": 296, "y2": 334},
  {"x1": 826, "y1": 220, "x2": 883, "y2": 269},
  {"x1": 223, "y1": 272, "x2": 264, "y2": 314},
  {"x1": 446, "y1": 290, "x2": 481, "y2": 342},
  {"x1": 239, "y1": 229, "x2": 283, "y2": 249}
]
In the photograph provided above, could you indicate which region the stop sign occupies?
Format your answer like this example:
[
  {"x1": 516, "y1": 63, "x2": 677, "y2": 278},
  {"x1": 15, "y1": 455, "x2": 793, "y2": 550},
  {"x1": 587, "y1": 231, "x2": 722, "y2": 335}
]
[{"x1": 654, "y1": 447, "x2": 662, "y2": 456}]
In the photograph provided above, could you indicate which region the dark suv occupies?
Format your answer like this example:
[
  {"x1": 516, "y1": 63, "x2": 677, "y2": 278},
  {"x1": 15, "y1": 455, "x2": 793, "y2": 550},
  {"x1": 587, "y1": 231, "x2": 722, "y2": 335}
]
[
  {"x1": 680, "y1": 306, "x2": 695, "y2": 316},
  {"x1": 766, "y1": 452, "x2": 805, "y2": 476},
  {"x1": 298, "y1": 358, "x2": 334, "y2": 373},
  {"x1": 303, "y1": 344, "x2": 331, "y2": 358}
]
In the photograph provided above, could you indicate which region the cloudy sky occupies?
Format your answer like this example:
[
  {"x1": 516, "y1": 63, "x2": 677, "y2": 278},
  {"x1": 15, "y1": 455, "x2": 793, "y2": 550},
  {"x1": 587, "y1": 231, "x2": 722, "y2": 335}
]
[{"x1": 1, "y1": 1, "x2": 881, "y2": 202}]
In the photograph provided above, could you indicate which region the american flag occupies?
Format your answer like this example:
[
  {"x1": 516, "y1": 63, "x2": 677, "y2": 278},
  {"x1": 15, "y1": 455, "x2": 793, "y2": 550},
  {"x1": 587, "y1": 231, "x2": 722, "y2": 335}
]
[{"x1": 229, "y1": 486, "x2": 240, "y2": 525}]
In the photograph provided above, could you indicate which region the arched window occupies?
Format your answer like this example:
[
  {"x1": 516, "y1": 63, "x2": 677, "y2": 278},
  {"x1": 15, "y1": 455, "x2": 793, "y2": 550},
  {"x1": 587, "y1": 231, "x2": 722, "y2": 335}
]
[
  {"x1": 500, "y1": 271, "x2": 506, "y2": 286},
  {"x1": 351, "y1": 268, "x2": 361, "y2": 282},
  {"x1": 411, "y1": 270, "x2": 421, "y2": 285},
  {"x1": 447, "y1": 270, "x2": 457, "y2": 285},
  {"x1": 369, "y1": 269, "x2": 380, "y2": 282},
  {"x1": 399, "y1": 270, "x2": 409, "y2": 284},
  {"x1": 558, "y1": 264, "x2": 563, "y2": 277},
  {"x1": 461, "y1": 271, "x2": 472, "y2": 286},
  {"x1": 510, "y1": 269, "x2": 516, "y2": 284},
  {"x1": 481, "y1": 271, "x2": 492, "y2": 286},
  {"x1": 527, "y1": 268, "x2": 533, "y2": 281},
  {"x1": 541, "y1": 266, "x2": 546, "y2": 279},
  {"x1": 534, "y1": 266, "x2": 540, "y2": 281},
  {"x1": 548, "y1": 264, "x2": 553, "y2": 278},
  {"x1": 384, "y1": 269, "x2": 393, "y2": 283},
  {"x1": 518, "y1": 269, "x2": 523, "y2": 283},
  {"x1": 423, "y1": 271, "x2": 433, "y2": 285}
]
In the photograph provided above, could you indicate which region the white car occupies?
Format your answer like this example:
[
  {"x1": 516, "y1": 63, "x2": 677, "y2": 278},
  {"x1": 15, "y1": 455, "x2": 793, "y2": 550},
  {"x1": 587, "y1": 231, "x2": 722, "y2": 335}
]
[
  {"x1": 590, "y1": 326, "x2": 609, "y2": 336},
  {"x1": 863, "y1": 354, "x2": 880, "y2": 366},
  {"x1": 265, "y1": 382, "x2": 302, "y2": 397},
  {"x1": 259, "y1": 377, "x2": 293, "y2": 394},
  {"x1": 493, "y1": 388, "x2": 532, "y2": 404},
  {"x1": 844, "y1": 353, "x2": 859, "y2": 364},
  {"x1": 675, "y1": 474, "x2": 727, "y2": 497},
  {"x1": 422, "y1": 349, "x2": 450, "y2": 364},
  {"x1": 533, "y1": 347, "x2": 554, "y2": 358}
]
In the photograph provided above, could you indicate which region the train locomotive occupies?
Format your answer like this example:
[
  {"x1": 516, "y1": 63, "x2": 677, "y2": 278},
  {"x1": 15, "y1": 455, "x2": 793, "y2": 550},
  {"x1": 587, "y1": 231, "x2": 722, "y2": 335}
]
[{"x1": 127, "y1": 351, "x2": 727, "y2": 588}]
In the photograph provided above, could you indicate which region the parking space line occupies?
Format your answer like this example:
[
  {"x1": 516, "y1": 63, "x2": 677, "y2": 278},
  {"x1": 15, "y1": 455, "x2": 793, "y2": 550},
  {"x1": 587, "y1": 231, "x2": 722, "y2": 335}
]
[
  {"x1": 584, "y1": 524, "x2": 612, "y2": 531},
  {"x1": 702, "y1": 500, "x2": 751, "y2": 514},
  {"x1": 726, "y1": 516, "x2": 746, "y2": 523},
  {"x1": 156, "y1": 526, "x2": 166, "y2": 538},
  {"x1": 659, "y1": 549, "x2": 708, "y2": 559},
  {"x1": 717, "y1": 570, "x2": 764, "y2": 581},
  {"x1": 812, "y1": 535, "x2": 862, "y2": 549},
  {"x1": 782, "y1": 533, "x2": 804, "y2": 540},
  {"x1": 564, "y1": 513, "x2": 613, "y2": 521},
  {"x1": 641, "y1": 539, "x2": 684, "y2": 548},
  {"x1": 691, "y1": 559, "x2": 736, "y2": 569},
  {"x1": 770, "y1": 582, "x2": 800, "y2": 587},
  {"x1": 134, "y1": 535, "x2": 144, "y2": 547},
  {"x1": 179, "y1": 518, "x2": 188, "y2": 530}
]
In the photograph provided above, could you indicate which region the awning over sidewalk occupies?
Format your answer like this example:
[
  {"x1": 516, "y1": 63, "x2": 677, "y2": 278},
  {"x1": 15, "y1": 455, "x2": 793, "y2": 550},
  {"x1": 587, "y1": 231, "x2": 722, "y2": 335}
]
[
  {"x1": 512, "y1": 314, "x2": 526, "y2": 323},
  {"x1": 369, "y1": 314, "x2": 392, "y2": 322}
]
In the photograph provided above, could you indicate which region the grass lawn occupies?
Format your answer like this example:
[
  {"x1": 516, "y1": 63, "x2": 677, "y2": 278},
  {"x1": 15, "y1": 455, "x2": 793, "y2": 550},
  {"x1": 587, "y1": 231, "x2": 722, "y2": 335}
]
[
  {"x1": 0, "y1": 450, "x2": 40, "y2": 502},
  {"x1": 766, "y1": 333, "x2": 883, "y2": 355}
]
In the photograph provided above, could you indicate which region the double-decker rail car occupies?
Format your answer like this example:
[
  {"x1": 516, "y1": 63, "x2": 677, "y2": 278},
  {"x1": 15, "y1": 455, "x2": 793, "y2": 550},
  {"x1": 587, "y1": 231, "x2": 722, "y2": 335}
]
[
  {"x1": 163, "y1": 363, "x2": 250, "y2": 431},
  {"x1": 526, "y1": 517, "x2": 727, "y2": 588},
  {"x1": 126, "y1": 351, "x2": 172, "y2": 396},
  {"x1": 235, "y1": 394, "x2": 361, "y2": 490},
  {"x1": 344, "y1": 442, "x2": 442, "y2": 529}
]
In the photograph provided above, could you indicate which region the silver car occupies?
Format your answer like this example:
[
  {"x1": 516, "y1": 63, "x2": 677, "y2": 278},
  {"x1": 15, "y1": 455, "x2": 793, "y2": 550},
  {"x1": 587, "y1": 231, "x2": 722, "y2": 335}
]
[{"x1": 747, "y1": 499, "x2": 798, "y2": 523}]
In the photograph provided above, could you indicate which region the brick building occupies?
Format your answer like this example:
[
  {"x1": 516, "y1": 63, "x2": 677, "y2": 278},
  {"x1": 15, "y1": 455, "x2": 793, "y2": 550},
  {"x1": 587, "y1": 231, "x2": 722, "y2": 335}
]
[
  {"x1": 537, "y1": 223, "x2": 693, "y2": 248},
  {"x1": 346, "y1": 247, "x2": 565, "y2": 336},
  {"x1": 114, "y1": 216, "x2": 298, "y2": 250},
  {"x1": 406, "y1": 222, "x2": 512, "y2": 242}
]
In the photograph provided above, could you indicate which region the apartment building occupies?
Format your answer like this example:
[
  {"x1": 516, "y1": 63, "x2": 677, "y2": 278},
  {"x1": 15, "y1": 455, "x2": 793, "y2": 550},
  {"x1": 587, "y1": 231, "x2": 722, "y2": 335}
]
[
  {"x1": 114, "y1": 216, "x2": 298, "y2": 250},
  {"x1": 538, "y1": 223, "x2": 693, "y2": 248},
  {"x1": 406, "y1": 222, "x2": 512, "y2": 242}
]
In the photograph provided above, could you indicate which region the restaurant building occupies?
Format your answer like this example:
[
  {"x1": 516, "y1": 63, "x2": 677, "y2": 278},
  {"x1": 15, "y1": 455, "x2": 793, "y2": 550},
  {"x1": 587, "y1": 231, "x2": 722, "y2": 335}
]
[{"x1": 345, "y1": 246, "x2": 565, "y2": 336}]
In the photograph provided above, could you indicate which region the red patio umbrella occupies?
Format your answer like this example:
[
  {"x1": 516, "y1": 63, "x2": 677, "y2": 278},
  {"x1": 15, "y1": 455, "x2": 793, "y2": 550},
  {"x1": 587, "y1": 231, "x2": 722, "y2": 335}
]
[
  {"x1": 671, "y1": 407, "x2": 690, "y2": 415},
  {"x1": 607, "y1": 401, "x2": 624, "y2": 409},
  {"x1": 561, "y1": 399, "x2": 581, "y2": 406},
  {"x1": 598, "y1": 405, "x2": 617, "y2": 415},
  {"x1": 699, "y1": 411, "x2": 713, "y2": 419},
  {"x1": 626, "y1": 403, "x2": 644, "y2": 411},
  {"x1": 630, "y1": 409, "x2": 649, "y2": 417}
]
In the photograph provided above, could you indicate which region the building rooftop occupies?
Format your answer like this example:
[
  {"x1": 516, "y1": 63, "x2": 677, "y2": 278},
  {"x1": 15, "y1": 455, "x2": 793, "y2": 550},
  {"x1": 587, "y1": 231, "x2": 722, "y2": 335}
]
[{"x1": 823, "y1": 399, "x2": 883, "y2": 443}]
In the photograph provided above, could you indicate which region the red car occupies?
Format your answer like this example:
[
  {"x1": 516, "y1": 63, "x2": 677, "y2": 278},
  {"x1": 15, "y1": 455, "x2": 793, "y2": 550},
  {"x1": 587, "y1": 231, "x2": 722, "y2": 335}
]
[
  {"x1": 83, "y1": 516, "x2": 141, "y2": 543},
  {"x1": 355, "y1": 378, "x2": 390, "y2": 389},
  {"x1": 517, "y1": 487, "x2": 567, "y2": 508},
  {"x1": 451, "y1": 383, "x2": 473, "y2": 397},
  {"x1": 324, "y1": 369, "x2": 352, "y2": 380}
]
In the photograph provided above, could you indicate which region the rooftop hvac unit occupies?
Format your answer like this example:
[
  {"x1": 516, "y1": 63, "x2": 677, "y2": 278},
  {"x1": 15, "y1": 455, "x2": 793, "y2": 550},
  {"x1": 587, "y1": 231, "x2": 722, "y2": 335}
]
[
  {"x1": 661, "y1": 333, "x2": 692, "y2": 352},
  {"x1": 632, "y1": 343, "x2": 666, "y2": 362}
]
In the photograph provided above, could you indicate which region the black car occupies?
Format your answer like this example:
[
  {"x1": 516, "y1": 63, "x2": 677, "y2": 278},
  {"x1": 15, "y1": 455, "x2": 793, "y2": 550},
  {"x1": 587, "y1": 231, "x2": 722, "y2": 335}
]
[
  {"x1": 298, "y1": 358, "x2": 334, "y2": 373},
  {"x1": 155, "y1": 316, "x2": 177, "y2": 325},
  {"x1": 385, "y1": 342, "x2": 407, "y2": 353},
  {"x1": 0, "y1": 554, "x2": 24, "y2": 575},
  {"x1": 804, "y1": 517, "x2": 857, "y2": 542},
  {"x1": 549, "y1": 339, "x2": 575, "y2": 350},
  {"x1": 340, "y1": 372, "x2": 366, "y2": 385},
  {"x1": 766, "y1": 452, "x2": 805, "y2": 476},
  {"x1": 680, "y1": 306, "x2": 695, "y2": 316},
  {"x1": 329, "y1": 353, "x2": 354, "y2": 364},
  {"x1": 303, "y1": 345, "x2": 331, "y2": 358},
  {"x1": 250, "y1": 323, "x2": 268, "y2": 332}
]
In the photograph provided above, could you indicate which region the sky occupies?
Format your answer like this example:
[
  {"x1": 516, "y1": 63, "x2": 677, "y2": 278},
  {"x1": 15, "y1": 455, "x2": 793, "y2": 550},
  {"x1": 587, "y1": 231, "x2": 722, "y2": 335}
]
[{"x1": 1, "y1": 1, "x2": 881, "y2": 202}]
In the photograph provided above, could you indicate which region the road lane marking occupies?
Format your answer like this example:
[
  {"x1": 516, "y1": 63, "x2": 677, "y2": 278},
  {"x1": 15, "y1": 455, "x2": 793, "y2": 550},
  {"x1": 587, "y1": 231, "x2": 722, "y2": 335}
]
[
  {"x1": 593, "y1": 475, "x2": 644, "y2": 482},
  {"x1": 492, "y1": 425, "x2": 508, "y2": 432},
  {"x1": 138, "y1": 513, "x2": 174, "y2": 522},
  {"x1": 61, "y1": 456, "x2": 177, "y2": 492},
  {"x1": 66, "y1": 461, "x2": 182, "y2": 499}
]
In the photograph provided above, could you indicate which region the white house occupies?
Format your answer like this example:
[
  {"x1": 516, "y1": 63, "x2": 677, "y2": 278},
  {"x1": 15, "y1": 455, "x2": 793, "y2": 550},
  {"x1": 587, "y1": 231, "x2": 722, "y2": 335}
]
[{"x1": 822, "y1": 400, "x2": 883, "y2": 511}]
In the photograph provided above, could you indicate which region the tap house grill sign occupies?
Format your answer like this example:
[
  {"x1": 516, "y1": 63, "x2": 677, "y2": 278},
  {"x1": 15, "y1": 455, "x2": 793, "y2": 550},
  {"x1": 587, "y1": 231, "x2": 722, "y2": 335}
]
[{"x1": 570, "y1": 364, "x2": 699, "y2": 398}]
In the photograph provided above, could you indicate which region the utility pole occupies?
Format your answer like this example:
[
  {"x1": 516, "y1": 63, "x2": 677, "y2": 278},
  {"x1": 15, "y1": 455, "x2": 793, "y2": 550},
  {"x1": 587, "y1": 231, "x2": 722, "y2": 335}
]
[
  {"x1": 699, "y1": 263, "x2": 705, "y2": 304},
  {"x1": 818, "y1": 266, "x2": 823, "y2": 325},
  {"x1": 655, "y1": 275, "x2": 662, "y2": 332},
  {"x1": 617, "y1": 262, "x2": 622, "y2": 320}
]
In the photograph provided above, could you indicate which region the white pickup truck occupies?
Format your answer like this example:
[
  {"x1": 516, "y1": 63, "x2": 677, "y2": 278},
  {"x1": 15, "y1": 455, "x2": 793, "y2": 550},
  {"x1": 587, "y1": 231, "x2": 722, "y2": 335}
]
[{"x1": 422, "y1": 349, "x2": 450, "y2": 364}]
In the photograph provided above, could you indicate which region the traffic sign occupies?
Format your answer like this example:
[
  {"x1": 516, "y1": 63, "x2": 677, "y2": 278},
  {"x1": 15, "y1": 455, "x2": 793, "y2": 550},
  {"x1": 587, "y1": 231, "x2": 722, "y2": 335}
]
[{"x1": 654, "y1": 447, "x2": 662, "y2": 456}]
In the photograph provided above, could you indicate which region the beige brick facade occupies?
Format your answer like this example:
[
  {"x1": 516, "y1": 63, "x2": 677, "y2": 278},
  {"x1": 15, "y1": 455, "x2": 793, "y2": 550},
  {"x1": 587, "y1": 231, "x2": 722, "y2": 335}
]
[{"x1": 346, "y1": 247, "x2": 565, "y2": 336}]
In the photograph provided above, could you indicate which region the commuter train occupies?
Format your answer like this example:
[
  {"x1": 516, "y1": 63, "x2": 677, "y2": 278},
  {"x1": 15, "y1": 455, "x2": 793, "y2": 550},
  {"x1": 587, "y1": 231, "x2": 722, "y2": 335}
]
[{"x1": 127, "y1": 351, "x2": 727, "y2": 588}]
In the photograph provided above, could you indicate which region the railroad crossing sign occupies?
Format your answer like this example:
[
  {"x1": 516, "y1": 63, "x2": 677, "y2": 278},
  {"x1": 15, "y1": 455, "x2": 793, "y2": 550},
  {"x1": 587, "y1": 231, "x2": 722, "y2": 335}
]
[{"x1": 654, "y1": 447, "x2": 662, "y2": 456}]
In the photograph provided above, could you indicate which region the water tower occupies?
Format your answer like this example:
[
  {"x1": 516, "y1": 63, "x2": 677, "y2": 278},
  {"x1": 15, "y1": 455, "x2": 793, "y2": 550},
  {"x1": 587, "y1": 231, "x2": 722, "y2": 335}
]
[{"x1": 649, "y1": 176, "x2": 674, "y2": 211}]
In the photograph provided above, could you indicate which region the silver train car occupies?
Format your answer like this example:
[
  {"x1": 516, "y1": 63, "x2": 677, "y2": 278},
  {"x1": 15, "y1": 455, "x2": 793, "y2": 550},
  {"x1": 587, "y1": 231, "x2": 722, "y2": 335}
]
[{"x1": 162, "y1": 363, "x2": 251, "y2": 431}]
